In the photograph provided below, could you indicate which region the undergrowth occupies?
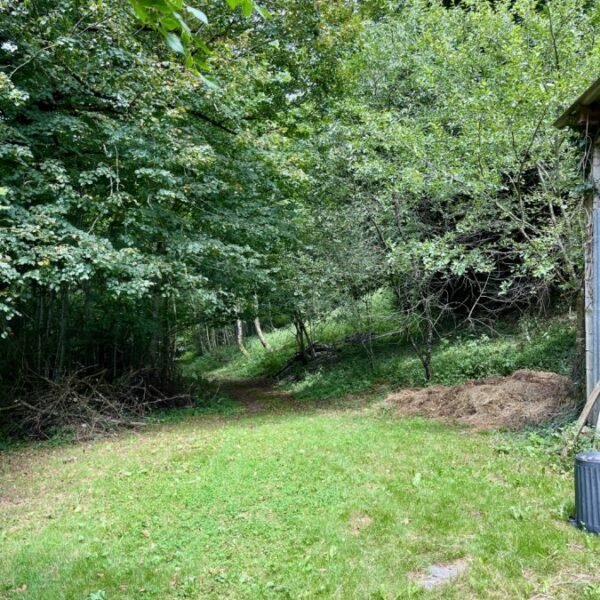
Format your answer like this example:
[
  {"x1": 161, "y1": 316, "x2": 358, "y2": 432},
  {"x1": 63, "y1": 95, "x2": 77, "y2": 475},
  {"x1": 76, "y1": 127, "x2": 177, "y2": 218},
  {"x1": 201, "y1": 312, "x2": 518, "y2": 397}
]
[{"x1": 183, "y1": 313, "x2": 576, "y2": 403}]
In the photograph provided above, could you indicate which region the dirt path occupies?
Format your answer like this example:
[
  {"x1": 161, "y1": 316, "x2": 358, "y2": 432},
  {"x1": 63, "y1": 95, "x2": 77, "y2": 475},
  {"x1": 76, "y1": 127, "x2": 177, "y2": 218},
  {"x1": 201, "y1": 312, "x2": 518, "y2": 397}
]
[
  {"x1": 218, "y1": 377, "x2": 305, "y2": 415},
  {"x1": 219, "y1": 369, "x2": 576, "y2": 431}
]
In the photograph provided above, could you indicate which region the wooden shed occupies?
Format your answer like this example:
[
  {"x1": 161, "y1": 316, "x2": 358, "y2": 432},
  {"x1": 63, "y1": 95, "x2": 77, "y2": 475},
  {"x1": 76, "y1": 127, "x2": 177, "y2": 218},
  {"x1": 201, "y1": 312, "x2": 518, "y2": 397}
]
[{"x1": 556, "y1": 78, "x2": 600, "y2": 425}]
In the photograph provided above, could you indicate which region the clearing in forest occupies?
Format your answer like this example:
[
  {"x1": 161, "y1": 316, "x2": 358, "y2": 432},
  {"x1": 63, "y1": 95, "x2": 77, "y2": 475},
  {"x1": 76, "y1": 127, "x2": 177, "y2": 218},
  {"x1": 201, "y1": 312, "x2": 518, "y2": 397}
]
[{"x1": 1, "y1": 378, "x2": 599, "y2": 599}]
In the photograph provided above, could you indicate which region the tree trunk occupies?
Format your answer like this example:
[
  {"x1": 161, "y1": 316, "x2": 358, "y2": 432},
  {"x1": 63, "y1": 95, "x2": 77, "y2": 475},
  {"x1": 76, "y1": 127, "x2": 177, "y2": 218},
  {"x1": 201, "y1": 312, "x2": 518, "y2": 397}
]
[
  {"x1": 236, "y1": 317, "x2": 249, "y2": 357},
  {"x1": 150, "y1": 291, "x2": 161, "y2": 369},
  {"x1": 294, "y1": 315, "x2": 313, "y2": 360},
  {"x1": 409, "y1": 302, "x2": 434, "y2": 383},
  {"x1": 36, "y1": 287, "x2": 44, "y2": 373},
  {"x1": 294, "y1": 317, "x2": 306, "y2": 358},
  {"x1": 254, "y1": 316, "x2": 270, "y2": 350},
  {"x1": 409, "y1": 333, "x2": 432, "y2": 383},
  {"x1": 56, "y1": 284, "x2": 69, "y2": 376},
  {"x1": 252, "y1": 294, "x2": 270, "y2": 350},
  {"x1": 423, "y1": 308, "x2": 433, "y2": 382}
]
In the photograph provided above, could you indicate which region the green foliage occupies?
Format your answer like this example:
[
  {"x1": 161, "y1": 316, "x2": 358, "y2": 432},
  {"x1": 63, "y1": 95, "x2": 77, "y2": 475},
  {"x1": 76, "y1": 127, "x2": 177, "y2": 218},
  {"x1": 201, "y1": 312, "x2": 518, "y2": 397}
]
[
  {"x1": 3, "y1": 3, "x2": 600, "y2": 594},
  {"x1": 1, "y1": 0, "x2": 599, "y2": 426},
  {"x1": 0, "y1": 0, "x2": 309, "y2": 385},
  {"x1": 198, "y1": 311, "x2": 576, "y2": 403},
  {"x1": 187, "y1": 325, "x2": 297, "y2": 378},
  {"x1": 289, "y1": 318, "x2": 575, "y2": 401},
  {"x1": 306, "y1": 0, "x2": 596, "y2": 373},
  {"x1": 127, "y1": 0, "x2": 261, "y2": 73}
]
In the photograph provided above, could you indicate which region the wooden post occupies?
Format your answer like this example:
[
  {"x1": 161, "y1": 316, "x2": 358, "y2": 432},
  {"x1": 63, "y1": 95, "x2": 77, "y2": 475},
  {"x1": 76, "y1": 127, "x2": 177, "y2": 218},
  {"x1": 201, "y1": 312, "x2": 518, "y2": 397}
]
[
  {"x1": 589, "y1": 139, "x2": 600, "y2": 425},
  {"x1": 585, "y1": 156, "x2": 594, "y2": 398}
]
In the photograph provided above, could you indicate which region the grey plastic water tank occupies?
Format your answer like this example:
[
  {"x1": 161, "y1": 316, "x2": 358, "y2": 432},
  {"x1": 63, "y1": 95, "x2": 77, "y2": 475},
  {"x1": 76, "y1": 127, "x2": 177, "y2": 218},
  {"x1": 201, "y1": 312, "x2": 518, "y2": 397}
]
[{"x1": 574, "y1": 451, "x2": 600, "y2": 533}]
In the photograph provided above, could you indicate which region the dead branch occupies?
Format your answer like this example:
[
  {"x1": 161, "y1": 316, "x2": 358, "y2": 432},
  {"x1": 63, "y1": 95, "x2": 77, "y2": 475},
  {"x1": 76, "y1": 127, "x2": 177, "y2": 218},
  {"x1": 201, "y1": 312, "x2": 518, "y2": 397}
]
[{"x1": 6, "y1": 368, "x2": 192, "y2": 440}]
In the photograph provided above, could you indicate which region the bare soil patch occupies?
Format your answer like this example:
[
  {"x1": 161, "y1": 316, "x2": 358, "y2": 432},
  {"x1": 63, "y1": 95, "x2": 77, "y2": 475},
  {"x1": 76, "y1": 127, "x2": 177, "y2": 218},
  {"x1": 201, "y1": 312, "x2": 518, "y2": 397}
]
[
  {"x1": 349, "y1": 512, "x2": 372, "y2": 535},
  {"x1": 381, "y1": 370, "x2": 574, "y2": 430},
  {"x1": 409, "y1": 558, "x2": 469, "y2": 590}
]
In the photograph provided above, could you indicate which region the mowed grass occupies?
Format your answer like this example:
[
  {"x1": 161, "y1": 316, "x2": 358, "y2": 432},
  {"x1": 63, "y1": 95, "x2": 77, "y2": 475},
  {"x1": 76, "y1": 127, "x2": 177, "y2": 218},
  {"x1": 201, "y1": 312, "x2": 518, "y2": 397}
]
[{"x1": 2, "y1": 394, "x2": 600, "y2": 599}]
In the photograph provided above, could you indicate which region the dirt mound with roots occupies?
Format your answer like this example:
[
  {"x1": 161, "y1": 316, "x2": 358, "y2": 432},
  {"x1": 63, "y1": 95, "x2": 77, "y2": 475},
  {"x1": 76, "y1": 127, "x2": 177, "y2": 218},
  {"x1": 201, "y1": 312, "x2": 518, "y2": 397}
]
[{"x1": 381, "y1": 370, "x2": 574, "y2": 430}]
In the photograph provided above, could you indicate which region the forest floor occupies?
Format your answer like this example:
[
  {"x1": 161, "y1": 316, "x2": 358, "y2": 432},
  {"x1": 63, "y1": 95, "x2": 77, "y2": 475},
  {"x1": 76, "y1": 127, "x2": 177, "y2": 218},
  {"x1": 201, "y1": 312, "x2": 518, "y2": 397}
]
[{"x1": 2, "y1": 376, "x2": 600, "y2": 599}]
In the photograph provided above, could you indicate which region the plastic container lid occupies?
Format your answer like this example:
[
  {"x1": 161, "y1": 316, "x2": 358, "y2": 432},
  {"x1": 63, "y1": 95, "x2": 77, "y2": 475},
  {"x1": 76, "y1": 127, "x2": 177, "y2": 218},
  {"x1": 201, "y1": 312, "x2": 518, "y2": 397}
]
[{"x1": 576, "y1": 451, "x2": 600, "y2": 463}]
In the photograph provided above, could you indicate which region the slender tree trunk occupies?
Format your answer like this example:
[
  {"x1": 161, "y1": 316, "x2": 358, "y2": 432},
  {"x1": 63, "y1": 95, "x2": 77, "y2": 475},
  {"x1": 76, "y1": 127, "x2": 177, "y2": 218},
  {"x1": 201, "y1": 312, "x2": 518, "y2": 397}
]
[
  {"x1": 44, "y1": 293, "x2": 54, "y2": 378},
  {"x1": 236, "y1": 317, "x2": 249, "y2": 356},
  {"x1": 163, "y1": 298, "x2": 174, "y2": 379},
  {"x1": 423, "y1": 303, "x2": 433, "y2": 381},
  {"x1": 204, "y1": 325, "x2": 211, "y2": 352},
  {"x1": 252, "y1": 294, "x2": 270, "y2": 350},
  {"x1": 150, "y1": 291, "x2": 160, "y2": 369},
  {"x1": 234, "y1": 304, "x2": 249, "y2": 356},
  {"x1": 36, "y1": 287, "x2": 44, "y2": 373},
  {"x1": 408, "y1": 300, "x2": 434, "y2": 383},
  {"x1": 423, "y1": 333, "x2": 433, "y2": 382},
  {"x1": 304, "y1": 324, "x2": 315, "y2": 359},
  {"x1": 83, "y1": 284, "x2": 93, "y2": 367},
  {"x1": 294, "y1": 315, "x2": 313, "y2": 360},
  {"x1": 294, "y1": 317, "x2": 305, "y2": 357},
  {"x1": 56, "y1": 283, "x2": 69, "y2": 376},
  {"x1": 113, "y1": 333, "x2": 118, "y2": 379},
  {"x1": 409, "y1": 331, "x2": 432, "y2": 382},
  {"x1": 169, "y1": 296, "x2": 177, "y2": 372},
  {"x1": 254, "y1": 316, "x2": 270, "y2": 350}
]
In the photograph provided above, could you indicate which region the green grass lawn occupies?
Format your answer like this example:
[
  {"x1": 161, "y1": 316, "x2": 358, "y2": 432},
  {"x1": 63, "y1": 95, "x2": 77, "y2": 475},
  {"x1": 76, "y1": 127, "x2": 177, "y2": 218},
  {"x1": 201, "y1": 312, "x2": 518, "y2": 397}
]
[{"x1": 2, "y1": 385, "x2": 600, "y2": 599}]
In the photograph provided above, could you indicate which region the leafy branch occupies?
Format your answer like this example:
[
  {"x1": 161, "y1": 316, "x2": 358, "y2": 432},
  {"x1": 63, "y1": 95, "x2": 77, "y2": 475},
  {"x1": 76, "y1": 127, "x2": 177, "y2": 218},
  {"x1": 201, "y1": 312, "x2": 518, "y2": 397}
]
[{"x1": 127, "y1": 0, "x2": 266, "y2": 76}]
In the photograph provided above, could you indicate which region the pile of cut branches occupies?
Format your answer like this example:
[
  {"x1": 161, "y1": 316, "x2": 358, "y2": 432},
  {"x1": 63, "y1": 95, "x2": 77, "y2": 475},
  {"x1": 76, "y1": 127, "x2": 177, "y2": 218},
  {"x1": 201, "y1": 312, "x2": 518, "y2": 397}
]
[{"x1": 4, "y1": 368, "x2": 191, "y2": 439}]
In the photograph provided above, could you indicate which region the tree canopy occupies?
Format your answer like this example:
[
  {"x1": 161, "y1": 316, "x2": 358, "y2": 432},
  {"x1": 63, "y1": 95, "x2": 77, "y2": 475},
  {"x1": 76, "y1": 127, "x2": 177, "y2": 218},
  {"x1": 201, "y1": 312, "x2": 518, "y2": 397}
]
[{"x1": 1, "y1": 0, "x2": 598, "y2": 425}]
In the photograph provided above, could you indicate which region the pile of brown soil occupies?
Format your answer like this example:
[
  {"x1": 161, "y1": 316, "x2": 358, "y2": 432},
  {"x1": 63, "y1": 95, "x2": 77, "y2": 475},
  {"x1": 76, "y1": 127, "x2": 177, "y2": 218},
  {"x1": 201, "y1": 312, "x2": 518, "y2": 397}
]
[{"x1": 380, "y1": 370, "x2": 574, "y2": 430}]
